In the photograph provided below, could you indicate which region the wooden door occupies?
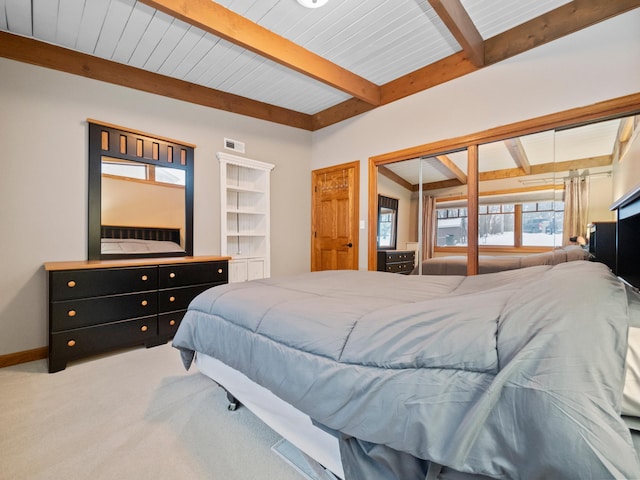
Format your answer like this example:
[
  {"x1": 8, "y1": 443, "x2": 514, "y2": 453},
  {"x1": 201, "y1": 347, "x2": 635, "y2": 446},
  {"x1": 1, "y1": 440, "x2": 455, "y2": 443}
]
[{"x1": 311, "y1": 161, "x2": 359, "y2": 271}]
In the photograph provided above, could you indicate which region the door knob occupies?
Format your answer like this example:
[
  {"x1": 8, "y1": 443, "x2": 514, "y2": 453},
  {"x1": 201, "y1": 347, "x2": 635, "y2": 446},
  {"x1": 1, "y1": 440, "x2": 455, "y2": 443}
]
[{"x1": 343, "y1": 242, "x2": 353, "y2": 248}]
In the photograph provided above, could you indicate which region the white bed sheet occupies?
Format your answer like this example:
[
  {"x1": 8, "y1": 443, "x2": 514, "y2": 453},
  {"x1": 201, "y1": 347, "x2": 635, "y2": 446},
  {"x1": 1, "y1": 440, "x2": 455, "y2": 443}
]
[{"x1": 194, "y1": 352, "x2": 345, "y2": 479}]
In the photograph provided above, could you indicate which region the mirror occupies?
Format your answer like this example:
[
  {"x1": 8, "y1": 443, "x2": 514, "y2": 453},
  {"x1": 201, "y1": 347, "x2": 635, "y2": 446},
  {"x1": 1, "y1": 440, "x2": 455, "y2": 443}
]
[
  {"x1": 88, "y1": 122, "x2": 194, "y2": 260},
  {"x1": 374, "y1": 111, "x2": 635, "y2": 273},
  {"x1": 377, "y1": 195, "x2": 398, "y2": 250}
]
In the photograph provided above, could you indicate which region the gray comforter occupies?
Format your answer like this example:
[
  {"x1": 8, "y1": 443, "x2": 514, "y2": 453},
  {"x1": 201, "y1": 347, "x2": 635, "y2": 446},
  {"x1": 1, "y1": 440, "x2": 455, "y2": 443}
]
[{"x1": 173, "y1": 261, "x2": 640, "y2": 479}]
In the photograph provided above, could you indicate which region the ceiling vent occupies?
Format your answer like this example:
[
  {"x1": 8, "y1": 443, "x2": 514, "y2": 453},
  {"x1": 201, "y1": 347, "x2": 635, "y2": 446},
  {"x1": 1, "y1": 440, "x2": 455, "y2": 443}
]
[{"x1": 224, "y1": 138, "x2": 245, "y2": 154}]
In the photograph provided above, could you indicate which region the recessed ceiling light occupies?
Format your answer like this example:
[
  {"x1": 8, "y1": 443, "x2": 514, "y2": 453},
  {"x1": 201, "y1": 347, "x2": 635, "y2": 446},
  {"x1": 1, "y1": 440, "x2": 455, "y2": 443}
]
[{"x1": 296, "y1": 0, "x2": 329, "y2": 8}]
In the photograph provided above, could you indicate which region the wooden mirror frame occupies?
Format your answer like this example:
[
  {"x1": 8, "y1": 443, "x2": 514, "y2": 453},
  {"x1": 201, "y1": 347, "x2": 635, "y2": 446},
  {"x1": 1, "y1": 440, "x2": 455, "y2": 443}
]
[{"x1": 87, "y1": 120, "x2": 194, "y2": 260}]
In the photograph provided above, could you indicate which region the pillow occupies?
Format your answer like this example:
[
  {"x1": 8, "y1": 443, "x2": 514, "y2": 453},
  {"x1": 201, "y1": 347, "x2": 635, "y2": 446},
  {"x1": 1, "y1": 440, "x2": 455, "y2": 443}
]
[{"x1": 623, "y1": 326, "x2": 640, "y2": 417}]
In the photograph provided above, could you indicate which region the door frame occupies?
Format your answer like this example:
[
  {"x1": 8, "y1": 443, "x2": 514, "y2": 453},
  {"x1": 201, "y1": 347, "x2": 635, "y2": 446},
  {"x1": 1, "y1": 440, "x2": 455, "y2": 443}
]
[{"x1": 311, "y1": 160, "x2": 360, "y2": 270}]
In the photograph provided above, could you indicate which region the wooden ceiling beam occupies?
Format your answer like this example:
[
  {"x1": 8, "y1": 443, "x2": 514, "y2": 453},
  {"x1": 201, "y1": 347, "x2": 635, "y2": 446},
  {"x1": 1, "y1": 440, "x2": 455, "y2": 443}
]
[
  {"x1": 435, "y1": 155, "x2": 467, "y2": 183},
  {"x1": 0, "y1": 32, "x2": 313, "y2": 130},
  {"x1": 479, "y1": 155, "x2": 612, "y2": 182},
  {"x1": 139, "y1": 0, "x2": 381, "y2": 106},
  {"x1": 410, "y1": 154, "x2": 612, "y2": 190},
  {"x1": 427, "y1": 0, "x2": 485, "y2": 67},
  {"x1": 316, "y1": 1, "x2": 639, "y2": 129},
  {"x1": 484, "y1": 0, "x2": 640, "y2": 65},
  {"x1": 378, "y1": 166, "x2": 414, "y2": 191},
  {"x1": 503, "y1": 138, "x2": 532, "y2": 175},
  {"x1": 313, "y1": 52, "x2": 478, "y2": 129},
  {"x1": 1, "y1": 1, "x2": 636, "y2": 131}
]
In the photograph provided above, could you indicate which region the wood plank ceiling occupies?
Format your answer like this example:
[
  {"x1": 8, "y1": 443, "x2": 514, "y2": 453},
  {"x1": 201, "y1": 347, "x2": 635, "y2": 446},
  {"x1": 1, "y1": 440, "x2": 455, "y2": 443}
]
[{"x1": 0, "y1": 0, "x2": 638, "y2": 132}]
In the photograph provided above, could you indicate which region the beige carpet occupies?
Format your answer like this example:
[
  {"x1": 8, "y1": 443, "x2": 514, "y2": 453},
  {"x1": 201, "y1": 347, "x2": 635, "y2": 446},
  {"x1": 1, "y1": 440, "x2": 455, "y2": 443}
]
[{"x1": 0, "y1": 344, "x2": 307, "y2": 480}]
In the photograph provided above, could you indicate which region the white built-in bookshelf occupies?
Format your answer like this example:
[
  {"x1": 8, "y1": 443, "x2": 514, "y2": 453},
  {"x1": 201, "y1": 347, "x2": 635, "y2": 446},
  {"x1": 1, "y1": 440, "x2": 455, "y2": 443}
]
[{"x1": 218, "y1": 152, "x2": 274, "y2": 283}]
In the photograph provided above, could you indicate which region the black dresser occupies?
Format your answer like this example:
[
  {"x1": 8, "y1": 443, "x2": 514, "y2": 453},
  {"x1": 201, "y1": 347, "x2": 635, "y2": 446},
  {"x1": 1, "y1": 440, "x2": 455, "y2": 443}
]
[
  {"x1": 45, "y1": 256, "x2": 228, "y2": 373},
  {"x1": 377, "y1": 250, "x2": 416, "y2": 274},
  {"x1": 588, "y1": 222, "x2": 616, "y2": 272}
]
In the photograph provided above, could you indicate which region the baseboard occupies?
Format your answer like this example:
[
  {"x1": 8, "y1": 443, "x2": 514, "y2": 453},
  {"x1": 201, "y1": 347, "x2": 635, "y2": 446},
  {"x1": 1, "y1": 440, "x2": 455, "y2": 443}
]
[{"x1": 0, "y1": 347, "x2": 47, "y2": 368}]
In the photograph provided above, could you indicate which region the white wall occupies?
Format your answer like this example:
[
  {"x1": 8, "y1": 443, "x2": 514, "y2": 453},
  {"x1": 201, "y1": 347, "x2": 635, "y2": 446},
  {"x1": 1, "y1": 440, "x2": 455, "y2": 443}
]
[
  {"x1": 613, "y1": 129, "x2": 640, "y2": 202},
  {"x1": 377, "y1": 175, "x2": 413, "y2": 250},
  {"x1": 311, "y1": 10, "x2": 640, "y2": 269},
  {"x1": 0, "y1": 59, "x2": 311, "y2": 355}
]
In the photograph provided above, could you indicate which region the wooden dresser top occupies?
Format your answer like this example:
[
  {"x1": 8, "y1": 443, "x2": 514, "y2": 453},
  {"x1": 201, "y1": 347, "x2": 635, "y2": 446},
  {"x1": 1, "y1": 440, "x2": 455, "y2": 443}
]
[{"x1": 44, "y1": 256, "x2": 231, "y2": 272}]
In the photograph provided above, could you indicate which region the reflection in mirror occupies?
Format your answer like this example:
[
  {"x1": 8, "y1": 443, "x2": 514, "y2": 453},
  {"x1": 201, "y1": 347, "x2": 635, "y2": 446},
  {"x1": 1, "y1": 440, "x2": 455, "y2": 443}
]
[
  {"x1": 373, "y1": 109, "x2": 639, "y2": 275},
  {"x1": 100, "y1": 158, "x2": 186, "y2": 255},
  {"x1": 476, "y1": 130, "x2": 562, "y2": 251},
  {"x1": 377, "y1": 195, "x2": 398, "y2": 250}
]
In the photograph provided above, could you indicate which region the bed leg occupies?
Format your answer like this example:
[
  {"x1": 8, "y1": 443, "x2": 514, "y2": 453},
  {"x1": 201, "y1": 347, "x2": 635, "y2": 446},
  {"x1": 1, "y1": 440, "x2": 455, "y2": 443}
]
[{"x1": 226, "y1": 391, "x2": 240, "y2": 411}]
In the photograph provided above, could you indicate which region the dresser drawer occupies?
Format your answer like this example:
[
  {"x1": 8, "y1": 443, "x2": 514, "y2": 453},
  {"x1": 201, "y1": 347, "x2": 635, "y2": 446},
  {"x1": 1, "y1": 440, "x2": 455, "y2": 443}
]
[
  {"x1": 50, "y1": 316, "x2": 158, "y2": 362},
  {"x1": 159, "y1": 311, "x2": 187, "y2": 338},
  {"x1": 51, "y1": 292, "x2": 157, "y2": 331},
  {"x1": 50, "y1": 266, "x2": 158, "y2": 301},
  {"x1": 159, "y1": 284, "x2": 214, "y2": 312},
  {"x1": 384, "y1": 262, "x2": 414, "y2": 274},
  {"x1": 382, "y1": 251, "x2": 415, "y2": 263},
  {"x1": 159, "y1": 261, "x2": 227, "y2": 288}
]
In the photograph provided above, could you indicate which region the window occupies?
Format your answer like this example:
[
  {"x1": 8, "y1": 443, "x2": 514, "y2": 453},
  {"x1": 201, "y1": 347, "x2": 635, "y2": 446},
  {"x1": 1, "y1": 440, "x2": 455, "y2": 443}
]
[
  {"x1": 102, "y1": 158, "x2": 186, "y2": 186},
  {"x1": 436, "y1": 196, "x2": 564, "y2": 249}
]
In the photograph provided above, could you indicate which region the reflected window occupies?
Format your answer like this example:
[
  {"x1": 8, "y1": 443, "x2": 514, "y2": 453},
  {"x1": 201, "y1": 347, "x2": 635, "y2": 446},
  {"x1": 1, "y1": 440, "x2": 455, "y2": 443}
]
[
  {"x1": 479, "y1": 204, "x2": 514, "y2": 245},
  {"x1": 102, "y1": 160, "x2": 146, "y2": 180},
  {"x1": 102, "y1": 158, "x2": 186, "y2": 186},
  {"x1": 522, "y1": 201, "x2": 564, "y2": 246},
  {"x1": 436, "y1": 208, "x2": 468, "y2": 246},
  {"x1": 436, "y1": 198, "x2": 563, "y2": 247}
]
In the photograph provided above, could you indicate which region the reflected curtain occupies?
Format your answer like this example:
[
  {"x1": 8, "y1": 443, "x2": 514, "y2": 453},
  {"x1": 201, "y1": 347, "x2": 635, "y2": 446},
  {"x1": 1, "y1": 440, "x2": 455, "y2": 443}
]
[
  {"x1": 421, "y1": 195, "x2": 437, "y2": 260},
  {"x1": 562, "y1": 175, "x2": 589, "y2": 245}
]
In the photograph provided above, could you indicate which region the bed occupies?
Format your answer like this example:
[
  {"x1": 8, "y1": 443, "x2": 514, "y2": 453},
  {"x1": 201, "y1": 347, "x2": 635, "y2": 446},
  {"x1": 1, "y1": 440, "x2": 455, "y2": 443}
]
[
  {"x1": 411, "y1": 245, "x2": 593, "y2": 275},
  {"x1": 172, "y1": 261, "x2": 640, "y2": 479},
  {"x1": 100, "y1": 225, "x2": 184, "y2": 255}
]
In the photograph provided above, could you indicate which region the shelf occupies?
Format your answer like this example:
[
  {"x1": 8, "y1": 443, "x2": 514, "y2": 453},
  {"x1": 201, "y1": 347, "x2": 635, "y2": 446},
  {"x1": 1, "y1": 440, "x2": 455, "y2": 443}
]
[
  {"x1": 227, "y1": 209, "x2": 266, "y2": 215},
  {"x1": 227, "y1": 232, "x2": 266, "y2": 237},
  {"x1": 218, "y1": 151, "x2": 274, "y2": 281},
  {"x1": 226, "y1": 185, "x2": 265, "y2": 194}
]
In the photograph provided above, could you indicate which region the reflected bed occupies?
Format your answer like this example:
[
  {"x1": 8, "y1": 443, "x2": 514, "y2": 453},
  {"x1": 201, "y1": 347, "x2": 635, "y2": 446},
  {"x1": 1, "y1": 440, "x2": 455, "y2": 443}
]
[
  {"x1": 100, "y1": 225, "x2": 184, "y2": 255},
  {"x1": 411, "y1": 245, "x2": 592, "y2": 275}
]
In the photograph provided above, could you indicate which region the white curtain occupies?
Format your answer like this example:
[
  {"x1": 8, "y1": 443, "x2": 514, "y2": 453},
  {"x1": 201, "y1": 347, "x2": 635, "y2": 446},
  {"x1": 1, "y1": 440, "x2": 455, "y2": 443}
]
[
  {"x1": 421, "y1": 194, "x2": 437, "y2": 260},
  {"x1": 562, "y1": 175, "x2": 590, "y2": 245}
]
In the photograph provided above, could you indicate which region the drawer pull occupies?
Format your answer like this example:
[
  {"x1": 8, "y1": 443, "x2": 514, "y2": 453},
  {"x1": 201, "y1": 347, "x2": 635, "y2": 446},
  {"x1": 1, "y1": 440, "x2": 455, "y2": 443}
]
[
  {"x1": 169, "y1": 296, "x2": 176, "y2": 302},
  {"x1": 67, "y1": 340, "x2": 76, "y2": 347},
  {"x1": 141, "y1": 275, "x2": 148, "y2": 281},
  {"x1": 169, "y1": 272, "x2": 176, "y2": 279},
  {"x1": 218, "y1": 268, "x2": 223, "y2": 274},
  {"x1": 67, "y1": 280, "x2": 76, "y2": 288},
  {"x1": 68, "y1": 310, "x2": 77, "y2": 317},
  {"x1": 141, "y1": 325, "x2": 148, "y2": 332},
  {"x1": 169, "y1": 320, "x2": 176, "y2": 326},
  {"x1": 141, "y1": 300, "x2": 148, "y2": 307}
]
